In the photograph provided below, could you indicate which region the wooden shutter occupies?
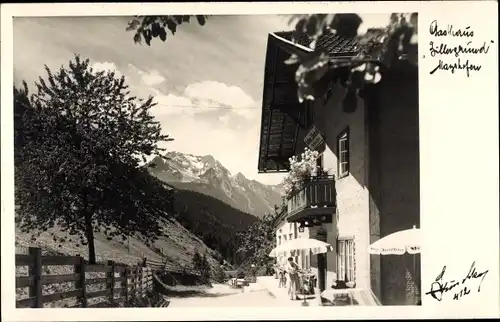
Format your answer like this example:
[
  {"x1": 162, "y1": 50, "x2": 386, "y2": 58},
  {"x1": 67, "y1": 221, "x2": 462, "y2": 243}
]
[
  {"x1": 348, "y1": 241, "x2": 355, "y2": 282},
  {"x1": 345, "y1": 129, "x2": 350, "y2": 173}
]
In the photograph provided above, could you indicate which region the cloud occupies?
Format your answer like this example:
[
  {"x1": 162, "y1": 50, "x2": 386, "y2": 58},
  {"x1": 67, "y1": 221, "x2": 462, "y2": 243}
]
[
  {"x1": 219, "y1": 114, "x2": 230, "y2": 125},
  {"x1": 92, "y1": 62, "x2": 123, "y2": 77},
  {"x1": 89, "y1": 62, "x2": 258, "y2": 124},
  {"x1": 126, "y1": 64, "x2": 165, "y2": 86},
  {"x1": 139, "y1": 70, "x2": 166, "y2": 86},
  {"x1": 151, "y1": 89, "x2": 196, "y2": 116},
  {"x1": 149, "y1": 81, "x2": 259, "y2": 121},
  {"x1": 184, "y1": 81, "x2": 257, "y2": 118}
]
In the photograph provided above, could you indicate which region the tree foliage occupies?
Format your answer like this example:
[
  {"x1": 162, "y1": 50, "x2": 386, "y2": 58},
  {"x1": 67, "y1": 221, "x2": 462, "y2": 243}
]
[
  {"x1": 14, "y1": 55, "x2": 173, "y2": 263},
  {"x1": 287, "y1": 13, "x2": 418, "y2": 102},
  {"x1": 172, "y1": 188, "x2": 256, "y2": 265},
  {"x1": 191, "y1": 251, "x2": 211, "y2": 280},
  {"x1": 211, "y1": 264, "x2": 226, "y2": 283},
  {"x1": 126, "y1": 15, "x2": 208, "y2": 46},
  {"x1": 127, "y1": 13, "x2": 417, "y2": 102},
  {"x1": 236, "y1": 206, "x2": 283, "y2": 273},
  {"x1": 192, "y1": 251, "x2": 203, "y2": 270}
]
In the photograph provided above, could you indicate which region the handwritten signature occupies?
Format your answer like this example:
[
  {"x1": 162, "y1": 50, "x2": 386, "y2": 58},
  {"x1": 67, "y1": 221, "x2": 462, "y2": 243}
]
[{"x1": 425, "y1": 261, "x2": 488, "y2": 301}]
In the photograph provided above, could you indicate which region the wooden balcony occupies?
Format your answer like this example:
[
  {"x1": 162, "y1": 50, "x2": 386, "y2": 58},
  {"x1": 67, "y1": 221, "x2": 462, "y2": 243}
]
[{"x1": 286, "y1": 175, "x2": 336, "y2": 223}]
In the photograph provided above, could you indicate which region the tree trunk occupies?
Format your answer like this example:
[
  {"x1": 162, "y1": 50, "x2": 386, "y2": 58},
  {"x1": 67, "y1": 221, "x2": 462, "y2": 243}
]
[{"x1": 84, "y1": 212, "x2": 96, "y2": 264}]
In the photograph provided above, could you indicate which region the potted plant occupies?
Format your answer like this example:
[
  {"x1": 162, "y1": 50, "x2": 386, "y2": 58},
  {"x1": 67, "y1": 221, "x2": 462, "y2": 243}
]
[{"x1": 282, "y1": 148, "x2": 320, "y2": 200}]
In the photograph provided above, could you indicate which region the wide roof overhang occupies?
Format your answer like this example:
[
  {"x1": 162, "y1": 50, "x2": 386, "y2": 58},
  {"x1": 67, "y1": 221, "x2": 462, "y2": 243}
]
[
  {"x1": 257, "y1": 32, "x2": 309, "y2": 173},
  {"x1": 257, "y1": 30, "x2": 417, "y2": 173}
]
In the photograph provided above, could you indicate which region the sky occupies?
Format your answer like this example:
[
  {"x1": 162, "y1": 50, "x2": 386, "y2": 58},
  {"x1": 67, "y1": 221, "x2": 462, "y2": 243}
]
[{"x1": 13, "y1": 14, "x2": 389, "y2": 185}]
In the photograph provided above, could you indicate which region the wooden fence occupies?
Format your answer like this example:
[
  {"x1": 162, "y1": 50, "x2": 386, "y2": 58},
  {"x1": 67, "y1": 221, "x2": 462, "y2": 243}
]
[
  {"x1": 15, "y1": 247, "x2": 153, "y2": 308},
  {"x1": 145, "y1": 257, "x2": 200, "y2": 276}
]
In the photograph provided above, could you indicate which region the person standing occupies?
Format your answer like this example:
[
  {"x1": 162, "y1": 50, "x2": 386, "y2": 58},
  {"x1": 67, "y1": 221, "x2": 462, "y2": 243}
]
[
  {"x1": 278, "y1": 265, "x2": 287, "y2": 288},
  {"x1": 286, "y1": 256, "x2": 301, "y2": 300}
]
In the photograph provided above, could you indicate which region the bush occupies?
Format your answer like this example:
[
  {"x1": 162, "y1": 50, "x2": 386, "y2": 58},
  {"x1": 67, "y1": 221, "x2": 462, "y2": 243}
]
[
  {"x1": 121, "y1": 290, "x2": 162, "y2": 307},
  {"x1": 236, "y1": 269, "x2": 245, "y2": 279},
  {"x1": 212, "y1": 265, "x2": 226, "y2": 283}
]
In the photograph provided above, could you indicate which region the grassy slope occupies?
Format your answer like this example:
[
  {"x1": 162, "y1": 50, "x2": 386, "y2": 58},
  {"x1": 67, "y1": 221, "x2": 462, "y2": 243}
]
[
  {"x1": 15, "y1": 214, "x2": 223, "y2": 307},
  {"x1": 15, "y1": 185, "x2": 257, "y2": 271},
  {"x1": 15, "y1": 216, "x2": 220, "y2": 269}
]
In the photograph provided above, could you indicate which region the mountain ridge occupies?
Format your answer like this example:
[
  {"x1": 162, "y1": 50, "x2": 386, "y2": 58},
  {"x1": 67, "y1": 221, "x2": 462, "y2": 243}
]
[{"x1": 147, "y1": 151, "x2": 284, "y2": 218}]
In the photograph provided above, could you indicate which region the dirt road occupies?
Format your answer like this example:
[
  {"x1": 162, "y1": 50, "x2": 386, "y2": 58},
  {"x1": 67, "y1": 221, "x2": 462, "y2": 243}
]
[{"x1": 164, "y1": 283, "x2": 281, "y2": 307}]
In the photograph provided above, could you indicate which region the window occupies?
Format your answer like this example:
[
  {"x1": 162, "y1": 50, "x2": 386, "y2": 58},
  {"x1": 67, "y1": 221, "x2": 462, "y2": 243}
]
[
  {"x1": 337, "y1": 239, "x2": 355, "y2": 282},
  {"x1": 337, "y1": 128, "x2": 350, "y2": 178},
  {"x1": 278, "y1": 236, "x2": 282, "y2": 245},
  {"x1": 289, "y1": 233, "x2": 293, "y2": 240},
  {"x1": 317, "y1": 154, "x2": 324, "y2": 168},
  {"x1": 284, "y1": 235, "x2": 288, "y2": 241},
  {"x1": 314, "y1": 154, "x2": 325, "y2": 176}
]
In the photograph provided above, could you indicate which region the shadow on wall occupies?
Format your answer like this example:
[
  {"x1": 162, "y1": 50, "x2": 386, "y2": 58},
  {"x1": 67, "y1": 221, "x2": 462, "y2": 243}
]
[
  {"x1": 380, "y1": 254, "x2": 421, "y2": 305},
  {"x1": 365, "y1": 65, "x2": 420, "y2": 305}
]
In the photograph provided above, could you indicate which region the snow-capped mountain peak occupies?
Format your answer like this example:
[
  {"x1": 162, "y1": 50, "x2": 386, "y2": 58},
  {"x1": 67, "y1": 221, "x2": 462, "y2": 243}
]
[{"x1": 147, "y1": 151, "x2": 284, "y2": 218}]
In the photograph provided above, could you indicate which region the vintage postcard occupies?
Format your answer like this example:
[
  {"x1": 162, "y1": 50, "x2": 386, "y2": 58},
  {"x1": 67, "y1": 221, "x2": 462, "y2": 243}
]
[{"x1": 1, "y1": 1, "x2": 498, "y2": 321}]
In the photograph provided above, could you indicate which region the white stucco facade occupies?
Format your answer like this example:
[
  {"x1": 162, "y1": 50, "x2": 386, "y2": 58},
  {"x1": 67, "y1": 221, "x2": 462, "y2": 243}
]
[{"x1": 274, "y1": 221, "x2": 311, "y2": 269}]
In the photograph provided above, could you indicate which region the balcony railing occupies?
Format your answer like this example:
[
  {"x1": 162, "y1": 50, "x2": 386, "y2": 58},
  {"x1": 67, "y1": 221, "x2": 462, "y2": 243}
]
[{"x1": 287, "y1": 175, "x2": 336, "y2": 218}]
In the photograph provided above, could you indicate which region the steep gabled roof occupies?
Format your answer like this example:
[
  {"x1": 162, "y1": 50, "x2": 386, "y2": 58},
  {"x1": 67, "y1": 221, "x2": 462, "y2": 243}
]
[
  {"x1": 272, "y1": 30, "x2": 362, "y2": 58},
  {"x1": 257, "y1": 29, "x2": 389, "y2": 173}
]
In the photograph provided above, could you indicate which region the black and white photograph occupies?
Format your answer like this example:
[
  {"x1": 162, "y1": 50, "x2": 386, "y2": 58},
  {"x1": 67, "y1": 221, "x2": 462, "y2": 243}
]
[
  {"x1": 11, "y1": 12, "x2": 420, "y2": 308},
  {"x1": 3, "y1": 2, "x2": 498, "y2": 319}
]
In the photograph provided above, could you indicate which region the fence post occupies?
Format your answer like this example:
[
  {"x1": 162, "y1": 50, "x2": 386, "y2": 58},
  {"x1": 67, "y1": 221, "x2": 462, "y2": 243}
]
[
  {"x1": 143, "y1": 267, "x2": 147, "y2": 297},
  {"x1": 74, "y1": 255, "x2": 87, "y2": 307},
  {"x1": 135, "y1": 265, "x2": 140, "y2": 299},
  {"x1": 140, "y1": 266, "x2": 144, "y2": 297},
  {"x1": 28, "y1": 247, "x2": 42, "y2": 308},
  {"x1": 148, "y1": 268, "x2": 152, "y2": 292},
  {"x1": 107, "y1": 260, "x2": 115, "y2": 303},
  {"x1": 123, "y1": 266, "x2": 129, "y2": 304}
]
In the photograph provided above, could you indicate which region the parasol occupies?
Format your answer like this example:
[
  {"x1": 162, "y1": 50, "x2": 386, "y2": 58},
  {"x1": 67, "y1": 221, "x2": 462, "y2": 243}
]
[
  {"x1": 269, "y1": 237, "x2": 334, "y2": 258},
  {"x1": 368, "y1": 225, "x2": 420, "y2": 255},
  {"x1": 367, "y1": 225, "x2": 421, "y2": 305},
  {"x1": 269, "y1": 237, "x2": 334, "y2": 306}
]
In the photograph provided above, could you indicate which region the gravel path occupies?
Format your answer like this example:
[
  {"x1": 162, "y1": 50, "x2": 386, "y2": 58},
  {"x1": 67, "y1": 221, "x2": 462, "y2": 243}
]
[{"x1": 165, "y1": 283, "x2": 281, "y2": 307}]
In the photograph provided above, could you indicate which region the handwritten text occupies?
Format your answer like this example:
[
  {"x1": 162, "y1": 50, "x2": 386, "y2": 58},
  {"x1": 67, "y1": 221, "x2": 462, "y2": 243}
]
[
  {"x1": 428, "y1": 20, "x2": 495, "y2": 77},
  {"x1": 425, "y1": 261, "x2": 489, "y2": 302}
]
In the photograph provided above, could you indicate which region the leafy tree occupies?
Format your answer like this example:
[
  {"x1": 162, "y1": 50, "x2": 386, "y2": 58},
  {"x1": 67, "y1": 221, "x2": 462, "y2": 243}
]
[
  {"x1": 192, "y1": 251, "x2": 203, "y2": 271},
  {"x1": 127, "y1": 13, "x2": 417, "y2": 102},
  {"x1": 170, "y1": 188, "x2": 255, "y2": 266},
  {"x1": 201, "y1": 253, "x2": 211, "y2": 279},
  {"x1": 192, "y1": 251, "x2": 211, "y2": 281},
  {"x1": 14, "y1": 55, "x2": 173, "y2": 264},
  {"x1": 286, "y1": 13, "x2": 418, "y2": 102},
  {"x1": 236, "y1": 206, "x2": 283, "y2": 273},
  {"x1": 212, "y1": 264, "x2": 226, "y2": 283},
  {"x1": 126, "y1": 15, "x2": 208, "y2": 46}
]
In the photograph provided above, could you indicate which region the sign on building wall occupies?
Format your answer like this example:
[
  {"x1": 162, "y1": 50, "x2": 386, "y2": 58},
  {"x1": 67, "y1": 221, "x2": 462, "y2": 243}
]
[{"x1": 304, "y1": 125, "x2": 325, "y2": 151}]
